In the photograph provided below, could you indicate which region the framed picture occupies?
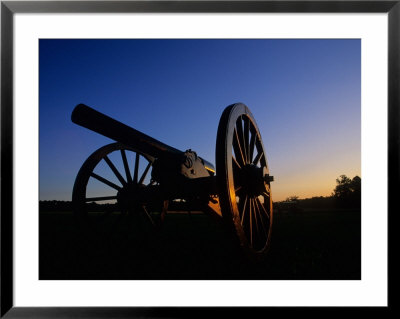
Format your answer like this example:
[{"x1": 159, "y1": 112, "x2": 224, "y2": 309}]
[{"x1": 1, "y1": 0, "x2": 395, "y2": 317}]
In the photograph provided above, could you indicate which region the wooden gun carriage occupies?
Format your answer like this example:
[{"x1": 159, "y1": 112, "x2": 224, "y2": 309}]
[{"x1": 72, "y1": 103, "x2": 273, "y2": 258}]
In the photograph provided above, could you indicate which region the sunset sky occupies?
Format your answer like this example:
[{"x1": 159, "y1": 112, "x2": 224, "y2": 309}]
[{"x1": 39, "y1": 39, "x2": 360, "y2": 202}]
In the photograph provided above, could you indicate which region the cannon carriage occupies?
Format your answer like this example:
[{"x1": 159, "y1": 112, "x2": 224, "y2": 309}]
[{"x1": 72, "y1": 103, "x2": 274, "y2": 258}]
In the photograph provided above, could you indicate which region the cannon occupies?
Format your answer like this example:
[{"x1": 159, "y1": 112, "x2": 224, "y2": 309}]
[{"x1": 71, "y1": 103, "x2": 274, "y2": 258}]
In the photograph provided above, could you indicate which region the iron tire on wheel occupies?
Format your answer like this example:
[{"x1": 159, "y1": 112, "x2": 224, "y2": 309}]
[{"x1": 216, "y1": 103, "x2": 273, "y2": 259}]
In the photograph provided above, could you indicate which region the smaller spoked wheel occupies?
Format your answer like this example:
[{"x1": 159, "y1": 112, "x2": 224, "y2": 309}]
[
  {"x1": 72, "y1": 142, "x2": 167, "y2": 230},
  {"x1": 216, "y1": 103, "x2": 273, "y2": 258}
]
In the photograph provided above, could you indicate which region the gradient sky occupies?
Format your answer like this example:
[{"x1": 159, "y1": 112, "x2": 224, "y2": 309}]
[{"x1": 39, "y1": 39, "x2": 360, "y2": 202}]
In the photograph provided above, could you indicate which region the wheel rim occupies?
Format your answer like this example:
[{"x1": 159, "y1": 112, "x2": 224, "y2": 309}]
[
  {"x1": 216, "y1": 103, "x2": 273, "y2": 254},
  {"x1": 72, "y1": 142, "x2": 166, "y2": 227}
]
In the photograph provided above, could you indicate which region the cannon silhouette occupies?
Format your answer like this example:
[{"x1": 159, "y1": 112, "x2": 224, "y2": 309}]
[{"x1": 71, "y1": 103, "x2": 274, "y2": 257}]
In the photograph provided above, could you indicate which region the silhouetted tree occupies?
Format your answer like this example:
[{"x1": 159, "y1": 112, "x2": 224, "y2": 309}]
[
  {"x1": 350, "y1": 176, "x2": 361, "y2": 199},
  {"x1": 333, "y1": 175, "x2": 352, "y2": 198},
  {"x1": 332, "y1": 175, "x2": 361, "y2": 209}
]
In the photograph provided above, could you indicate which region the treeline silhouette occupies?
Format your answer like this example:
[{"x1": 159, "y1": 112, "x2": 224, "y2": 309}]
[
  {"x1": 40, "y1": 200, "x2": 73, "y2": 212},
  {"x1": 40, "y1": 200, "x2": 118, "y2": 212},
  {"x1": 39, "y1": 199, "x2": 202, "y2": 213},
  {"x1": 274, "y1": 196, "x2": 335, "y2": 213}
]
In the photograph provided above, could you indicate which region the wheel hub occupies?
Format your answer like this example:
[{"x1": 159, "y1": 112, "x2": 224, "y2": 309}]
[
  {"x1": 239, "y1": 164, "x2": 268, "y2": 197},
  {"x1": 117, "y1": 183, "x2": 145, "y2": 211}
]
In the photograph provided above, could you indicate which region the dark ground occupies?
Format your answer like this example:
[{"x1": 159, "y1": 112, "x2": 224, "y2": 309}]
[{"x1": 39, "y1": 209, "x2": 361, "y2": 280}]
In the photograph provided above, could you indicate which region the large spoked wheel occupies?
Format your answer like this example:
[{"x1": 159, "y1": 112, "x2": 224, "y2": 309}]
[
  {"x1": 72, "y1": 142, "x2": 167, "y2": 229},
  {"x1": 216, "y1": 103, "x2": 273, "y2": 258}
]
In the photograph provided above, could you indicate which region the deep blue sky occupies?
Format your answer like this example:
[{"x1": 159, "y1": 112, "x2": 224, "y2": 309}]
[{"x1": 39, "y1": 39, "x2": 360, "y2": 201}]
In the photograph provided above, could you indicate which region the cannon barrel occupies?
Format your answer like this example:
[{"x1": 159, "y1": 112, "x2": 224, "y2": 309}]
[{"x1": 71, "y1": 104, "x2": 215, "y2": 173}]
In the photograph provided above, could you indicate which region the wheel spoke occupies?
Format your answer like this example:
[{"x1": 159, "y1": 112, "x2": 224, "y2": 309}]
[
  {"x1": 232, "y1": 157, "x2": 241, "y2": 187},
  {"x1": 254, "y1": 197, "x2": 268, "y2": 239},
  {"x1": 253, "y1": 149, "x2": 264, "y2": 166},
  {"x1": 243, "y1": 116, "x2": 250, "y2": 163},
  {"x1": 133, "y1": 153, "x2": 139, "y2": 183},
  {"x1": 85, "y1": 195, "x2": 118, "y2": 202},
  {"x1": 251, "y1": 198, "x2": 259, "y2": 239},
  {"x1": 240, "y1": 196, "x2": 248, "y2": 225},
  {"x1": 233, "y1": 128, "x2": 246, "y2": 167},
  {"x1": 104, "y1": 155, "x2": 126, "y2": 186},
  {"x1": 249, "y1": 198, "x2": 253, "y2": 247},
  {"x1": 253, "y1": 198, "x2": 266, "y2": 246},
  {"x1": 138, "y1": 161, "x2": 152, "y2": 185},
  {"x1": 236, "y1": 117, "x2": 248, "y2": 163},
  {"x1": 249, "y1": 129, "x2": 256, "y2": 164},
  {"x1": 120, "y1": 149, "x2": 132, "y2": 183},
  {"x1": 256, "y1": 196, "x2": 270, "y2": 220},
  {"x1": 90, "y1": 172, "x2": 122, "y2": 191},
  {"x1": 254, "y1": 138, "x2": 267, "y2": 166},
  {"x1": 232, "y1": 155, "x2": 241, "y2": 169},
  {"x1": 142, "y1": 205, "x2": 156, "y2": 227}
]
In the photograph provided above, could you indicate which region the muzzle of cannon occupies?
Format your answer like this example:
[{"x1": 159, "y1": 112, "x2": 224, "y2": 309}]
[{"x1": 72, "y1": 103, "x2": 274, "y2": 258}]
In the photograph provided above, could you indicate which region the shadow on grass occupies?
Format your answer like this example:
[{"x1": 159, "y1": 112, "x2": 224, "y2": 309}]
[{"x1": 39, "y1": 209, "x2": 361, "y2": 280}]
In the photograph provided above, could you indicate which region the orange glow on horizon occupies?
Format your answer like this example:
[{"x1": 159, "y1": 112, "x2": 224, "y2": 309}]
[{"x1": 270, "y1": 169, "x2": 361, "y2": 202}]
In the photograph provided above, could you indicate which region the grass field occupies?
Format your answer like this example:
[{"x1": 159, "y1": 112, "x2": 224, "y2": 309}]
[{"x1": 39, "y1": 209, "x2": 361, "y2": 280}]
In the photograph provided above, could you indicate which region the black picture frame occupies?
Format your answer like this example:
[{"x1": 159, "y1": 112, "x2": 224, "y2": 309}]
[{"x1": 1, "y1": 0, "x2": 395, "y2": 317}]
